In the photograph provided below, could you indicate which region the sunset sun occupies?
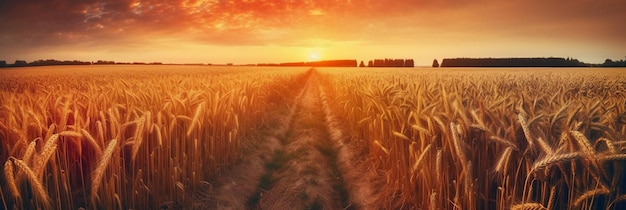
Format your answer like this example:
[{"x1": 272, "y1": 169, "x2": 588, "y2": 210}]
[{"x1": 309, "y1": 53, "x2": 320, "y2": 61}]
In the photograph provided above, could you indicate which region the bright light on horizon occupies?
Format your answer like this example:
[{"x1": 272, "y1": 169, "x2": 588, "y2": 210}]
[{"x1": 309, "y1": 53, "x2": 319, "y2": 61}]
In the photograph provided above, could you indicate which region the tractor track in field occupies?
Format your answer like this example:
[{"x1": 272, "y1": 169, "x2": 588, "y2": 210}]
[{"x1": 199, "y1": 69, "x2": 374, "y2": 209}]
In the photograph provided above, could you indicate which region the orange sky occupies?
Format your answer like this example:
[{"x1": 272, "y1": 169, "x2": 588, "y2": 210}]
[{"x1": 1, "y1": 0, "x2": 625, "y2": 66}]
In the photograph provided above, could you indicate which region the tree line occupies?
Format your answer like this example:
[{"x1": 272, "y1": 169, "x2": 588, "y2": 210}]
[
  {"x1": 0, "y1": 59, "x2": 168, "y2": 68},
  {"x1": 360, "y1": 59, "x2": 414, "y2": 67},
  {"x1": 433, "y1": 57, "x2": 626, "y2": 67}
]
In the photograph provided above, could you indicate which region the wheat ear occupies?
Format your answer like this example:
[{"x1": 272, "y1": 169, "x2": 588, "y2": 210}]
[
  {"x1": 10, "y1": 157, "x2": 51, "y2": 208},
  {"x1": 373, "y1": 140, "x2": 389, "y2": 155},
  {"x1": 517, "y1": 113, "x2": 534, "y2": 147},
  {"x1": 489, "y1": 136, "x2": 518, "y2": 150},
  {"x1": 131, "y1": 112, "x2": 148, "y2": 162},
  {"x1": 450, "y1": 123, "x2": 467, "y2": 168},
  {"x1": 531, "y1": 152, "x2": 579, "y2": 173},
  {"x1": 571, "y1": 131, "x2": 609, "y2": 179},
  {"x1": 435, "y1": 149, "x2": 442, "y2": 183},
  {"x1": 186, "y1": 102, "x2": 205, "y2": 137},
  {"x1": 33, "y1": 134, "x2": 59, "y2": 179},
  {"x1": 22, "y1": 139, "x2": 37, "y2": 165},
  {"x1": 411, "y1": 144, "x2": 431, "y2": 173},
  {"x1": 536, "y1": 137, "x2": 553, "y2": 154},
  {"x1": 571, "y1": 131, "x2": 595, "y2": 157},
  {"x1": 494, "y1": 147, "x2": 513, "y2": 174},
  {"x1": 511, "y1": 203, "x2": 547, "y2": 210},
  {"x1": 4, "y1": 160, "x2": 20, "y2": 199},
  {"x1": 600, "y1": 154, "x2": 626, "y2": 161},
  {"x1": 573, "y1": 187, "x2": 610, "y2": 207},
  {"x1": 91, "y1": 138, "x2": 118, "y2": 204},
  {"x1": 81, "y1": 129, "x2": 103, "y2": 157}
]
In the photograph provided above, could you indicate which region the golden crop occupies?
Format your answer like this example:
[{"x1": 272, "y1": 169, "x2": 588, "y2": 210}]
[
  {"x1": 1, "y1": 66, "x2": 625, "y2": 209},
  {"x1": 318, "y1": 68, "x2": 626, "y2": 209},
  {"x1": 0, "y1": 65, "x2": 309, "y2": 209}
]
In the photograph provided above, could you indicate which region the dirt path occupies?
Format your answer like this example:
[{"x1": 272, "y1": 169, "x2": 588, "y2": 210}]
[{"x1": 199, "y1": 69, "x2": 372, "y2": 209}]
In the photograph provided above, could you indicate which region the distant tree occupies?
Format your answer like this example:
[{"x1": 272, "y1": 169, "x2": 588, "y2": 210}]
[
  {"x1": 14, "y1": 60, "x2": 27, "y2": 67},
  {"x1": 404, "y1": 59, "x2": 414, "y2": 67},
  {"x1": 373, "y1": 59, "x2": 383, "y2": 67},
  {"x1": 601, "y1": 58, "x2": 626, "y2": 67},
  {"x1": 359, "y1": 61, "x2": 365, "y2": 67},
  {"x1": 95, "y1": 60, "x2": 115, "y2": 65},
  {"x1": 393, "y1": 59, "x2": 403, "y2": 67},
  {"x1": 368, "y1": 60, "x2": 373, "y2": 67},
  {"x1": 0, "y1": 60, "x2": 6, "y2": 67},
  {"x1": 432, "y1": 59, "x2": 439, "y2": 67}
]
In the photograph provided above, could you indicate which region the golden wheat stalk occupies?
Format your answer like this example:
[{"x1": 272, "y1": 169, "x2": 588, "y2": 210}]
[
  {"x1": 536, "y1": 137, "x2": 553, "y2": 155},
  {"x1": 411, "y1": 124, "x2": 430, "y2": 135},
  {"x1": 4, "y1": 159, "x2": 20, "y2": 199},
  {"x1": 547, "y1": 186, "x2": 556, "y2": 210},
  {"x1": 450, "y1": 122, "x2": 467, "y2": 167},
  {"x1": 411, "y1": 144, "x2": 431, "y2": 173},
  {"x1": 9, "y1": 157, "x2": 51, "y2": 208},
  {"x1": 429, "y1": 192, "x2": 437, "y2": 210},
  {"x1": 494, "y1": 147, "x2": 513, "y2": 173},
  {"x1": 81, "y1": 129, "x2": 103, "y2": 157},
  {"x1": 131, "y1": 112, "x2": 149, "y2": 161},
  {"x1": 22, "y1": 139, "x2": 37, "y2": 165},
  {"x1": 489, "y1": 136, "x2": 518, "y2": 149},
  {"x1": 595, "y1": 138, "x2": 618, "y2": 154},
  {"x1": 96, "y1": 120, "x2": 105, "y2": 147},
  {"x1": 58, "y1": 131, "x2": 83, "y2": 138},
  {"x1": 573, "y1": 187, "x2": 610, "y2": 207},
  {"x1": 91, "y1": 138, "x2": 118, "y2": 204},
  {"x1": 571, "y1": 130, "x2": 609, "y2": 179},
  {"x1": 392, "y1": 131, "x2": 411, "y2": 141},
  {"x1": 511, "y1": 202, "x2": 547, "y2": 210},
  {"x1": 517, "y1": 113, "x2": 534, "y2": 148},
  {"x1": 531, "y1": 152, "x2": 579, "y2": 173},
  {"x1": 186, "y1": 102, "x2": 205, "y2": 137},
  {"x1": 435, "y1": 149, "x2": 442, "y2": 183},
  {"x1": 152, "y1": 124, "x2": 163, "y2": 147},
  {"x1": 373, "y1": 140, "x2": 389, "y2": 155},
  {"x1": 33, "y1": 134, "x2": 59, "y2": 178},
  {"x1": 600, "y1": 154, "x2": 626, "y2": 161},
  {"x1": 570, "y1": 131, "x2": 595, "y2": 157}
]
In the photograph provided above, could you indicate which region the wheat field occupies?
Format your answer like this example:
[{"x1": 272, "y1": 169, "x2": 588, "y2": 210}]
[
  {"x1": 318, "y1": 67, "x2": 626, "y2": 209},
  {"x1": 0, "y1": 65, "x2": 309, "y2": 209},
  {"x1": 1, "y1": 66, "x2": 626, "y2": 209}
]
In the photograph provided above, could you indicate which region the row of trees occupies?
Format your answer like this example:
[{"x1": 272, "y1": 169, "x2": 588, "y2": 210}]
[
  {"x1": 360, "y1": 59, "x2": 414, "y2": 67},
  {"x1": 433, "y1": 57, "x2": 626, "y2": 68},
  {"x1": 599, "y1": 59, "x2": 626, "y2": 67},
  {"x1": 0, "y1": 59, "x2": 167, "y2": 68},
  {"x1": 438, "y1": 57, "x2": 588, "y2": 67},
  {"x1": 1, "y1": 59, "x2": 95, "y2": 67}
]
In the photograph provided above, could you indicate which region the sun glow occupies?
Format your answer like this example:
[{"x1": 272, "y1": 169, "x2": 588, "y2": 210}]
[{"x1": 309, "y1": 53, "x2": 320, "y2": 61}]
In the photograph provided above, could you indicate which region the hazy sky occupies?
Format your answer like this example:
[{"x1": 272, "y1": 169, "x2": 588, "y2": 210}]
[{"x1": 1, "y1": 0, "x2": 624, "y2": 65}]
